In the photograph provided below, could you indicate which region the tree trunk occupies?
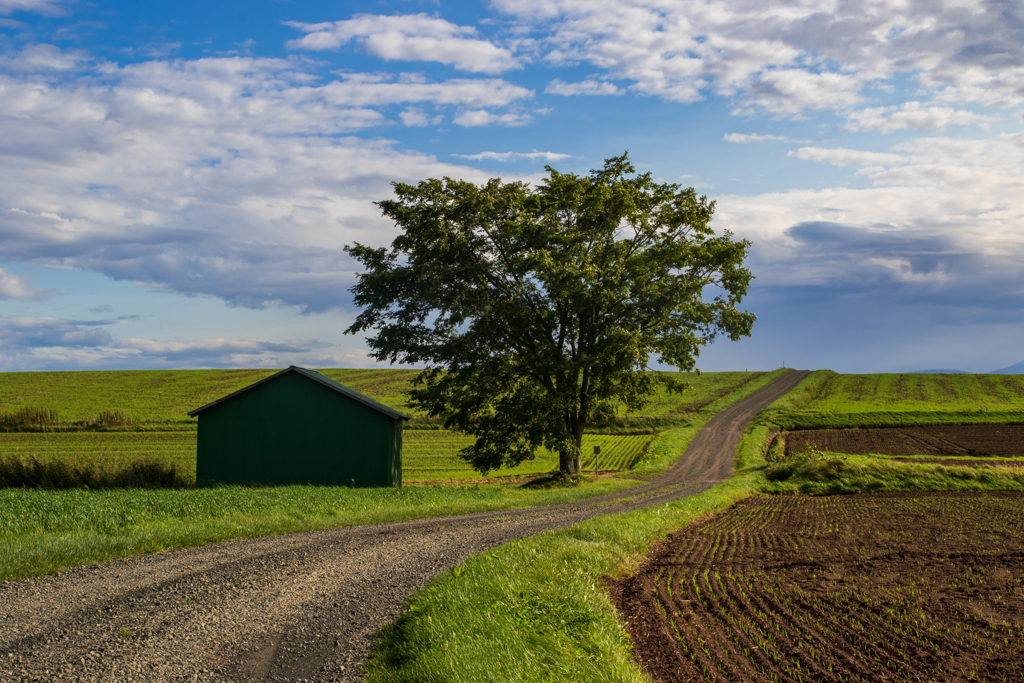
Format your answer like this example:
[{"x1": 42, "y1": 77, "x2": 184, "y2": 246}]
[
  {"x1": 559, "y1": 448, "x2": 579, "y2": 475},
  {"x1": 558, "y1": 423, "x2": 586, "y2": 475}
]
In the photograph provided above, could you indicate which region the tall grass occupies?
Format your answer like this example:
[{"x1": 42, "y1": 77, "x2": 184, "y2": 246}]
[
  {"x1": 0, "y1": 455, "x2": 188, "y2": 490},
  {"x1": 762, "y1": 450, "x2": 1024, "y2": 495},
  {"x1": 0, "y1": 406, "x2": 60, "y2": 432}
]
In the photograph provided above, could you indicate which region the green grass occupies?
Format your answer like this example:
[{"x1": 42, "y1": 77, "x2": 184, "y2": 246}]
[
  {"x1": 761, "y1": 451, "x2": 1024, "y2": 495},
  {"x1": 0, "y1": 368, "x2": 793, "y2": 588},
  {"x1": 366, "y1": 473, "x2": 758, "y2": 683},
  {"x1": 0, "y1": 368, "x2": 786, "y2": 486},
  {"x1": 755, "y1": 370, "x2": 1024, "y2": 430},
  {"x1": 0, "y1": 368, "x2": 777, "y2": 429},
  {"x1": 0, "y1": 478, "x2": 639, "y2": 581}
]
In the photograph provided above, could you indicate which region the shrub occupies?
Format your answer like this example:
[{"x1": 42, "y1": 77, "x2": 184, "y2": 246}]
[{"x1": 0, "y1": 407, "x2": 60, "y2": 432}]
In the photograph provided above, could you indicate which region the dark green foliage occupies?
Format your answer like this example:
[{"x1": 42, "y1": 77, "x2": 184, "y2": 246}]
[
  {"x1": 346, "y1": 153, "x2": 756, "y2": 475},
  {"x1": 0, "y1": 406, "x2": 60, "y2": 432},
  {"x1": 0, "y1": 455, "x2": 190, "y2": 489}
]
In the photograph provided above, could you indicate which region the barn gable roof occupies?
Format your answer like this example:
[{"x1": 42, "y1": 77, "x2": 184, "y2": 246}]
[{"x1": 187, "y1": 366, "x2": 411, "y2": 420}]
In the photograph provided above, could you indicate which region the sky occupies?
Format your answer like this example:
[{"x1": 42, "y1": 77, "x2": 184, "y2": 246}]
[{"x1": 0, "y1": 0, "x2": 1022, "y2": 374}]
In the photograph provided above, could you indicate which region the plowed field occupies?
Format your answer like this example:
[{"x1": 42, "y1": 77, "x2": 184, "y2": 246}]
[
  {"x1": 785, "y1": 425, "x2": 1024, "y2": 457},
  {"x1": 610, "y1": 492, "x2": 1024, "y2": 683}
]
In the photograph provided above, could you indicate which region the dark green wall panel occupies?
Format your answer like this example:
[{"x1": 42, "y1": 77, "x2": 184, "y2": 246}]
[{"x1": 196, "y1": 372, "x2": 402, "y2": 487}]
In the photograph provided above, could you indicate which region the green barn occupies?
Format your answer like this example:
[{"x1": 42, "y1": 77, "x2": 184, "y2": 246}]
[{"x1": 188, "y1": 366, "x2": 409, "y2": 487}]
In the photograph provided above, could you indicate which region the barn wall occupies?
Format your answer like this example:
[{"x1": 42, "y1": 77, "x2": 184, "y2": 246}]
[{"x1": 196, "y1": 372, "x2": 400, "y2": 487}]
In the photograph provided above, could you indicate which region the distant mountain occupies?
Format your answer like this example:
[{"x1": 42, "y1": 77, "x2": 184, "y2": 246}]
[
  {"x1": 910, "y1": 369, "x2": 971, "y2": 374},
  {"x1": 990, "y1": 359, "x2": 1024, "y2": 374}
]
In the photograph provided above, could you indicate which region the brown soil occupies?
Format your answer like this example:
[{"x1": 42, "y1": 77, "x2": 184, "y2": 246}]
[
  {"x1": 785, "y1": 424, "x2": 1024, "y2": 457},
  {"x1": 609, "y1": 491, "x2": 1024, "y2": 683}
]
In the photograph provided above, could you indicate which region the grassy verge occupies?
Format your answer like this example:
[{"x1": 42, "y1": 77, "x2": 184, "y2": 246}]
[
  {"x1": 366, "y1": 474, "x2": 758, "y2": 683},
  {"x1": 0, "y1": 479, "x2": 637, "y2": 581}
]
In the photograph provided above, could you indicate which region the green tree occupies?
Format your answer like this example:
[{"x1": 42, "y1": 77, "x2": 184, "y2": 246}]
[{"x1": 345, "y1": 153, "x2": 756, "y2": 475}]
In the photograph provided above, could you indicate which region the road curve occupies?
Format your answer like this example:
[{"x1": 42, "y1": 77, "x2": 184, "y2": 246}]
[{"x1": 0, "y1": 370, "x2": 809, "y2": 683}]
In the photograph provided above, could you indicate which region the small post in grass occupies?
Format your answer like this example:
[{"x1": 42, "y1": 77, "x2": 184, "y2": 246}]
[{"x1": 594, "y1": 445, "x2": 601, "y2": 481}]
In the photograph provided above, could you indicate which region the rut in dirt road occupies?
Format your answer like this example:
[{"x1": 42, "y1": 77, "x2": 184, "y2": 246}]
[{"x1": 0, "y1": 370, "x2": 809, "y2": 683}]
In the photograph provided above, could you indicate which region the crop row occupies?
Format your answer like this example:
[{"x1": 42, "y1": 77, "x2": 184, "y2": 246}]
[{"x1": 643, "y1": 492, "x2": 1024, "y2": 682}]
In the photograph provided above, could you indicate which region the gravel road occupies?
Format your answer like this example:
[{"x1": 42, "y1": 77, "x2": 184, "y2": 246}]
[{"x1": 0, "y1": 370, "x2": 809, "y2": 683}]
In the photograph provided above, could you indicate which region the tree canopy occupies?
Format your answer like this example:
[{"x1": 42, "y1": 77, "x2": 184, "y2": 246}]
[{"x1": 345, "y1": 153, "x2": 756, "y2": 475}]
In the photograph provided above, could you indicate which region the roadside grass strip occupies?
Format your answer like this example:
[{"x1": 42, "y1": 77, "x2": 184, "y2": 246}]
[
  {"x1": 366, "y1": 475, "x2": 758, "y2": 683},
  {"x1": 0, "y1": 480, "x2": 637, "y2": 581}
]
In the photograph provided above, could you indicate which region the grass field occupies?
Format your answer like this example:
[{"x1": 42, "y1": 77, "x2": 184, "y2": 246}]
[
  {"x1": 0, "y1": 368, "x2": 778, "y2": 487},
  {"x1": 756, "y1": 370, "x2": 1024, "y2": 430},
  {"x1": 0, "y1": 367, "x2": 773, "y2": 428}
]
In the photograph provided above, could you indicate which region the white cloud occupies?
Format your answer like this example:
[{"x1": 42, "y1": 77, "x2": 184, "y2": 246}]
[
  {"x1": 452, "y1": 109, "x2": 532, "y2": 127},
  {"x1": 0, "y1": 268, "x2": 53, "y2": 300},
  {"x1": 734, "y1": 69, "x2": 863, "y2": 116},
  {"x1": 0, "y1": 49, "x2": 520, "y2": 313},
  {"x1": 399, "y1": 107, "x2": 443, "y2": 126},
  {"x1": 0, "y1": 316, "x2": 373, "y2": 369},
  {"x1": 451, "y1": 150, "x2": 576, "y2": 162},
  {"x1": 843, "y1": 102, "x2": 999, "y2": 133},
  {"x1": 311, "y1": 73, "x2": 532, "y2": 109},
  {"x1": 545, "y1": 78, "x2": 621, "y2": 96},
  {"x1": 286, "y1": 14, "x2": 519, "y2": 74},
  {"x1": 0, "y1": 0, "x2": 63, "y2": 15},
  {"x1": 790, "y1": 147, "x2": 907, "y2": 167},
  {"x1": 492, "y1": 0, "x2": 1024, "y2": 117},
  {"x1": 0, "y1": 43, "x2": 88, "y2": 71},
  {"x1": 714, "y1": 132, "x2": 1024, "y2": 298}
]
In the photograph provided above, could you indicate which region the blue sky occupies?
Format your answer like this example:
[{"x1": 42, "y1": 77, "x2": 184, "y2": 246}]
[{"x1": 1, "y1": 0, "x2": 1022, "y2": 373}]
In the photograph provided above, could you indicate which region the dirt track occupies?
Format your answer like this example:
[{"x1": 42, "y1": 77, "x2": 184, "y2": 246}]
[{"x1": 0, "y1": 370, "x2": 808, "y2": 683}]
